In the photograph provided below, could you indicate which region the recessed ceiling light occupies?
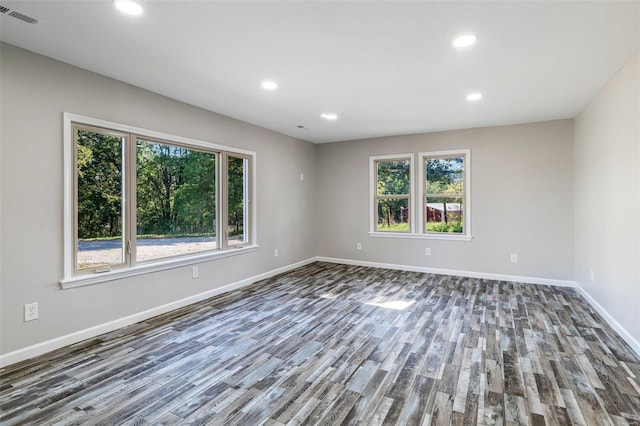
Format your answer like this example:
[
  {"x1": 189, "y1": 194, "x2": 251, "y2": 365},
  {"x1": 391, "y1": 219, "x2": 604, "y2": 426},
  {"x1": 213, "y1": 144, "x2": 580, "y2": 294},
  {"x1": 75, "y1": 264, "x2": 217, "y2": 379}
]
[
  {"x1": 114, "y1": 0, "x2": 143, "y2": 15},
  {"x1": 320, "y1": 113, "x2": 338, "y2": 121},
  {"x1": 261, "y1": 81, "x2": 279, "y2": 90},
  {"x1": 453, "y1": 34, "x2": 477, "y2": 48},
  {"x1": 466, "y1": 92, "x2": 483, "y2": 102}
]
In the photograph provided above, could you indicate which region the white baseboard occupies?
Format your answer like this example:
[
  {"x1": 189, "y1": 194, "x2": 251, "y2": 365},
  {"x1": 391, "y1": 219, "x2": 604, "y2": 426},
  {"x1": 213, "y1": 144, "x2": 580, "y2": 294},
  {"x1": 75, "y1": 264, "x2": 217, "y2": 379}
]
[
  {"x1": 315, "y1": 256, "x2": 577, "y2": 287},
  {"x1": 574, "y1": 282, "x2": 640, "y2": 356},
  {"x1": 0, "y1": 257, "x2": 316, "y2": 368}
]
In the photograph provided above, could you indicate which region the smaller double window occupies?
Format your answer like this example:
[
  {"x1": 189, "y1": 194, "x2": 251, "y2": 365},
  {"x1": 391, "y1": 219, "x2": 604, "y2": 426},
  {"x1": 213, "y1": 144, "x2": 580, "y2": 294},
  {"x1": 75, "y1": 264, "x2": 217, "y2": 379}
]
[{"x1": 370, "y1": 149, "x2": 471, "y2": 240}]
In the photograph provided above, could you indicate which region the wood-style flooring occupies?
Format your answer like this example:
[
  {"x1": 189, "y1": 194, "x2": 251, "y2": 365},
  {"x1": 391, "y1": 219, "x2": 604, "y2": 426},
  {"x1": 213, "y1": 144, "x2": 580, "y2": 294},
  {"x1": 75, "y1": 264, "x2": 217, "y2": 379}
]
[{"x1": 1, "y1": 262, "x2": 639, "y2": 425}]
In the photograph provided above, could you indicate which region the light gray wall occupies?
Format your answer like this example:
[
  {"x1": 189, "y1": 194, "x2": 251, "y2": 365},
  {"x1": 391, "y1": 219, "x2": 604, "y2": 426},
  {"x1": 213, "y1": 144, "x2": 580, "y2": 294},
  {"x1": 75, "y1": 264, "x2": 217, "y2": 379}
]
[
  {"x1": 316, "y1": 120, "x2": 575, "y2": 280},
  {"x1": 574, "y1": 52, "x2": 640, "y2": 344},
  {"x1": 0, "y1": 43, "x2": 316, "y2": 355}
]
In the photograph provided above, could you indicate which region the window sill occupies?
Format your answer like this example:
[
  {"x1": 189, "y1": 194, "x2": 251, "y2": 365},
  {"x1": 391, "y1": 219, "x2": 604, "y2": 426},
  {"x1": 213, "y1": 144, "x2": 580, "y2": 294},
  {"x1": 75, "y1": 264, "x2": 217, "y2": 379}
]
[
  {"x1": 368, "y1": 232, "x2": 473, "y2": 242},
  {"x1": 60, "y1": 245, "x2": 259, "y2": 289}
]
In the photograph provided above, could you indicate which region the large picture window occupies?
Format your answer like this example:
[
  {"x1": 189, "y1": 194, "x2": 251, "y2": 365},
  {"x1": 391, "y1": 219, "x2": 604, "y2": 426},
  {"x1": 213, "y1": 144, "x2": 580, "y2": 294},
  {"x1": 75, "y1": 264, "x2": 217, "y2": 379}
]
[{"x1": 63, "y1": 114, "x2": 256, "y2": 286}]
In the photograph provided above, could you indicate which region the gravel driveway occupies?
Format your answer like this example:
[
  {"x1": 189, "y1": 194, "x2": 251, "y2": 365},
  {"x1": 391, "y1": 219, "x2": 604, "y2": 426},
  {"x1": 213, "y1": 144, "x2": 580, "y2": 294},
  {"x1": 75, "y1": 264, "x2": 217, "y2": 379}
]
[{"x1": 78, "y1": 236, "x2": 222, "y2": 268}]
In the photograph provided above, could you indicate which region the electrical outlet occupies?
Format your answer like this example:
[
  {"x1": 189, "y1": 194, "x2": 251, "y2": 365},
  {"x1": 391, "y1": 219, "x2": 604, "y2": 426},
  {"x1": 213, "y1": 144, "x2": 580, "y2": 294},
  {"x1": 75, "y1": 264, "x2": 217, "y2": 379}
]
[
  {"x1": 274, "y1": 248, "x2": 279, "y2": 257},
  {"x1": 510, "y1": 253, "x2": 518, "y2": 263},
  {"x1": 24, "y1": 303, "x2": 38, "y2": 322},
  {"x1": 425, "y1": 248, "x2": 431, "y2": 256},
  {"x1": 192, "y1": 266, "x2": 199, "y2": 279},
  {"x1": 356, "y1": 242, "x2": 362, "y2": 250},
  {"x1": 590, "y1": 269, "x2": 595, "y2": 282},
  {"x1": 300, "y1": 173, "x2": 304, "y2": 181}
]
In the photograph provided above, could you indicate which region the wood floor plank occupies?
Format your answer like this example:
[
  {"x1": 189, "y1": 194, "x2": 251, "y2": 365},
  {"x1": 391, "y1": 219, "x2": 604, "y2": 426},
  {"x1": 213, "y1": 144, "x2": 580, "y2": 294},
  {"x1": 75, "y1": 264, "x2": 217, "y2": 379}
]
[{"x1": 1, "y1": 261, "x2": 639, "y2": 425}]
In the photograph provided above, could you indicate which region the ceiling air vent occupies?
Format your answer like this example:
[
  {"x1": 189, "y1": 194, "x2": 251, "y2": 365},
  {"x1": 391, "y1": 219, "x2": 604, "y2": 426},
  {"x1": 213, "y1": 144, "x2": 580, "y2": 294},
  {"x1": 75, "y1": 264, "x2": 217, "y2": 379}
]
[{"x1": 0, "y1": 5, "x2": 39, "y2": 24}]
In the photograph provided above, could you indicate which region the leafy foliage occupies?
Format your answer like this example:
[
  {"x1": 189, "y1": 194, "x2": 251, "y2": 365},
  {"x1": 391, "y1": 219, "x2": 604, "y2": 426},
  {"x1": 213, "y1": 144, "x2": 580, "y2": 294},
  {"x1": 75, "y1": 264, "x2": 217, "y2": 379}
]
[
  {"x1": 377, "y1": 222, "x2": 410, "y2": 232},
  {"x1": 76, "y1": 132, "x2": 246, "y2": 241},
  {"x1": 377, "y1": 160, "x2": 410, "y2": 195},
  {"x1": 136, "y1": 140, "x2": 217, "y2": 237},
  {"x1": 425, "y1": 157, "x2": 463, "y2": 195},
  {"x1": 227, "y1": 156, "x2": 245, "y2": 237},
  {"x1": 377, "y1": 198, "x2": 409, "y2": 231},
  {"x1": 76, "y1": 130, "x2": 124, "y2": 239},
  {"x1": 427, "y1": 221, "x2": 463, "y2": 233}
]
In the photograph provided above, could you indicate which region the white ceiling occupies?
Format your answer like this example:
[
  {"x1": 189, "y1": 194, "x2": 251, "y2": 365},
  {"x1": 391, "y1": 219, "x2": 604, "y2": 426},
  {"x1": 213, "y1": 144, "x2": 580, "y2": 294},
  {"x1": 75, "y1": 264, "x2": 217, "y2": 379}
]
[{"x1": 1, "y1": 1, "x2": 638, "y2": 143}]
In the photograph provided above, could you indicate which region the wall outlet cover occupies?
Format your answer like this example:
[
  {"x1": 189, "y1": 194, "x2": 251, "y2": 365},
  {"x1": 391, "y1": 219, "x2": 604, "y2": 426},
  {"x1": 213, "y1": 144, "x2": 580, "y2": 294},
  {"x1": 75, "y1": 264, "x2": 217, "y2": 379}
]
[{"x1": 24, "y1": 303, "x2": 38, "y2": 322}]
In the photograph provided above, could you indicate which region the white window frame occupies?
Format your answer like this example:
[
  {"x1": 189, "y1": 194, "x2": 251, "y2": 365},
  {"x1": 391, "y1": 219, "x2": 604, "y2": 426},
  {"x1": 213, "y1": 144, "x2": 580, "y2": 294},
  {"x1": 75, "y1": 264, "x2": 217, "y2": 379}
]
[
  {"x1": 369, "y1": 154, "x2": 415, "y2": 235},
  {"x1": 62, "y1": 113, "x2": 258, "y2": 288},
  {"x1": 369, "y1": 150, "x2": 472, "y2": 241},
  {"x1": 418, "y1": 149, "x2": 471, "y2": 241}
]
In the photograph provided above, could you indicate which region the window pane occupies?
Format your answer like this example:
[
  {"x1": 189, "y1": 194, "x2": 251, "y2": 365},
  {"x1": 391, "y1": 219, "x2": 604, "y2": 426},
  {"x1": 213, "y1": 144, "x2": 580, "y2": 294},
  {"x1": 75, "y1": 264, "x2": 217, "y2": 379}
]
[
  {"x1": 425, "y1": 197, "x2": 463, "y2": 233},
  {"x1": 227, "y1": 155, "x2": 247, "y2": 246},
  {"x1": 425, "y1": 157, "x2": 464, "y2": 195},
  {"x1": 377, "y1": 198, "x2": 409, "y2": 232},
  {"x1": 377, "y1": 160, "x2": 410, "y2": 195},
  {"x1": 76, "y1": 128, "x2": 126, "y2": 270},
  {"x1": 136, "y1": 140, "x2": 217, "y2": 262}
]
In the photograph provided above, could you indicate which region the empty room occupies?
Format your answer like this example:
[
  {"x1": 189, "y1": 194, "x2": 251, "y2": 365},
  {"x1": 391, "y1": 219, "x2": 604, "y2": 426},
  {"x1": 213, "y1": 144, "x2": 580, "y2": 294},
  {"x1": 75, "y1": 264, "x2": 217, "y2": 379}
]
[{"x1": 1, "y1": 1, "x2": 639, "y2": 424}]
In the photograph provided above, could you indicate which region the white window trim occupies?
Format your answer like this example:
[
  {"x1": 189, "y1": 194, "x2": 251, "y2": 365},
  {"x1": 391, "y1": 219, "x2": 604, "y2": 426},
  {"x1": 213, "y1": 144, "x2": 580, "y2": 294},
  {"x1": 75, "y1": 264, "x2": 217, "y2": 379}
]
[
  {"x1": 60, "y1": 246, "x2": 259, "y2": 289},
  {"x1": 368, "y1": 232, "x2": 472, "y2": 241},
  {"x1": 418, "y1": 149, "x2": 472, "y2": 239},
  {"x1": 62, "y1": 113, "x2": 258, "y2": 288},
  {"x1": 369, "y1": 153, "x2": 415, "y2": 234},
  {"x1": 368, "y1": 150, "x2": 472, "y2": 241}
]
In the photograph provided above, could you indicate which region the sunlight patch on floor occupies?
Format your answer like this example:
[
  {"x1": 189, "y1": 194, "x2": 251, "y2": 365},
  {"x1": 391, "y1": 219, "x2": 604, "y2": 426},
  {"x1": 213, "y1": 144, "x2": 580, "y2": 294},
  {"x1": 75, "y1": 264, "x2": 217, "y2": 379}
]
[
  {"x1": 319, "y1": 293, "x2": 339, "y2": 299},
  {"x1": 365, "y1": 300, "x2": 416, "y2": 310}
]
